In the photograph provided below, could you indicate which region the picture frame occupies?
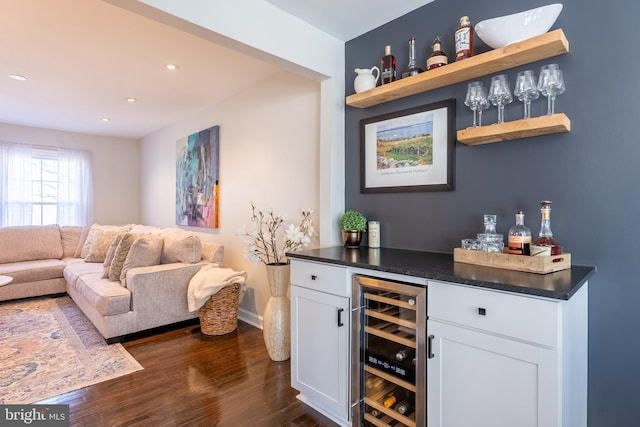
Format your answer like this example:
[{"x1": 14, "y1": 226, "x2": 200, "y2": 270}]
[{"x1": 360, "y1": 99, "x2": 455, "y2": 193}]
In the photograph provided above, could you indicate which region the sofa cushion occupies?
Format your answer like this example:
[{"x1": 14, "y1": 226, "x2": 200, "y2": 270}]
[
  {"x1": 64, "y1": 261, "x2": 104, "y2": 290},
  {"x1": 102, "y1": 232, "x2": 126, "y2": 278},
  {"x1": 160, "y1": 228, "x2": 202, "y2": 264},
  {"x1": 84, "y1": 228, "x2": 122, "y2": 263},
  {"x1": 60, "y1": 226, "x2": 83, "y2": 258},
  {"x1": 80, "y1": 224, "x2": 131, "y2": 259},
  {"x1": 120, "y1": 235, "x2": 163, "y2": 287},
  {"x1": 0, "y1": 225, "x2": 63, "y2": 263},
  {"x1": 108, "y1": 232, "x2": 138, "y2": 282},
  {"x1": 0, "y1": 259, "x2": 66, "y2": 284},
  {"x1": 74, "y1": 226, "x2": 91, "y2": 258},
  {"x1": 74, "y1": 273, "x2": 131, "y2": 316}
]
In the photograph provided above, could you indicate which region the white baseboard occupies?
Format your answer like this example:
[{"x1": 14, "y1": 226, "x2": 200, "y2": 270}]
[{"x1": 238, "y1": 307, "x2": 262, "y2": 330}]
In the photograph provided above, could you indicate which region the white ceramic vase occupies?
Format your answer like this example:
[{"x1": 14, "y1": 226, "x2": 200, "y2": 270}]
[{"x1": 263, "y1": 263, "x2": 291, "y2": 361}]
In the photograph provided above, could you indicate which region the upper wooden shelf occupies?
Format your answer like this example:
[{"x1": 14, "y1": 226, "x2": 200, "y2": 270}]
[{"x1": 346, "y1": 29, "x2": 569, "y2": 109}]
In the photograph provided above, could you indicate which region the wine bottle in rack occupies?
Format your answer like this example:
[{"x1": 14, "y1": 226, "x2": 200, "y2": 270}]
[{"x1": 395, "y1": 399, "x2": 414, "y2": 415}]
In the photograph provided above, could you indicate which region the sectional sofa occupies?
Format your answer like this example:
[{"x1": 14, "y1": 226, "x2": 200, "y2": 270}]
[{"x1": 0, "y1": 224, "x2": 223, "y2": 342}]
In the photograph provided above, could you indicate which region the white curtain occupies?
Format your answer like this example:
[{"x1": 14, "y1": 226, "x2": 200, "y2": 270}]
[
  {"x1": 57, "y1": 148, "x2": 93, "y2": 226},
  {"x1": 0, "y1": 142, "x2": 33, "y2": 226},
  {"x1": 0, "y1": 142, "x2": 93, "y2": 226}
]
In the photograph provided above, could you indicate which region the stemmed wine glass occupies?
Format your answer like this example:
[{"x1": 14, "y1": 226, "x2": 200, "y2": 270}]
[
  {"x1": 488, "y1": 74, "x2": 513, "y2": 124},
  {"x1": 514, "y1": 70, "x2": 539, "y2": 119},
  {"x1": 464, "y1": 81, "x2": 489, "y2": 127},
  {"x1": 537, "y1": 64, "x2": 565, "y2": 115}
]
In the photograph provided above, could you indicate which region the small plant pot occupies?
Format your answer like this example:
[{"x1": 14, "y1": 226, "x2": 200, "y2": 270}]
[{"x1": 343, "y1": 231, "x2": 363, "y2": 248}]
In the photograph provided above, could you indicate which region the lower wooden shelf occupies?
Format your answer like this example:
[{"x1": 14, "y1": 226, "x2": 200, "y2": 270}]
[{"x1": 457, "y1": 113, "x2": 570, "y2": 145}]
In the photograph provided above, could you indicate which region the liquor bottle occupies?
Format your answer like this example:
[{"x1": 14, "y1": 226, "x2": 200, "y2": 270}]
[
  {"x1": 455, "y1": 15, "x2": 474, "y2": 61},
  {"x1": 395, "y1": 349, "x2": 408, "y2": 361},
  {"x1": 508, "y1": 211, "x2": 532, "y2": 255},
  {"x1": 426, "y1": 37, "x2": 448, "y2": 70},
  {"x1": 534, "y1": 201, "x2": 562, "y2": 255},
  {"x1": 401, "y1": 36, "x2": 423, "y2": 79},
  {"x1": 381, "y1": 45, "x2": 396, "y2": 84}
]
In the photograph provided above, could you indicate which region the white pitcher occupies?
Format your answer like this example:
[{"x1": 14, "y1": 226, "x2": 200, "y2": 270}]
[{"x1": 354, "y1": 66, "x2": 380, "y2": 93}]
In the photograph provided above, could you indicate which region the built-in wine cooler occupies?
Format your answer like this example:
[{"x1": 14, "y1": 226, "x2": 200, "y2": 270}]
[{"x1": 352, "y1": 275, "x2": 427, "y2": 427}]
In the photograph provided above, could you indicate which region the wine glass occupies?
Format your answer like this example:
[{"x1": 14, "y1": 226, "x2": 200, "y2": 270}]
[
  {"x1": 537, "y1": 64, "x2": 565, "y2": 115},
  {"x1": 514, "y1": 70, "x2": 539, "y2": 119},
  {"x1": 488, "y1": 74, "x2": 513, "y2": 124},
  {"x1": 477, "y1": 91, "x2": 489, "y2": 126},
  {"x1": 464, "y1": 81, "x2": 488, "y2": 127}
]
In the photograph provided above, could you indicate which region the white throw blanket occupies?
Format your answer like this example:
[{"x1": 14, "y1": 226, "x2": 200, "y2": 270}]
[{"x1": 187, "y1": 264, "x2": 247, "y2": 312}]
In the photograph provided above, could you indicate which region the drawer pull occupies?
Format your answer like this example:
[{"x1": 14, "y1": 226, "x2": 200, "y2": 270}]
[
  {"x1": 478, "y1": 307, "x2": 487, "y2": 316},
  {"x1": 337, "y1": 308, "x2": 344, "y2": 327},
  {"x1": 311, "y1": 275, "x2": 317, "y2": 280}
]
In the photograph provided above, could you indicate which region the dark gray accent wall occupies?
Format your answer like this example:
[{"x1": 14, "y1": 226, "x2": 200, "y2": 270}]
[{"x1": 345, "y1": 0, "x2": 640, "y2": 425}]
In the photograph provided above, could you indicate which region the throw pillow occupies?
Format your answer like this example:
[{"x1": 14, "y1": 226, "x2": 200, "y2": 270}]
[
  {"x1": 84, "y1": 228, "x2": 122, "y2": 263},
  {"x1": 80, "y1": 224, "x2": 132, "y2": 259},
  {"x1": 108, "y1": 232, "x2": 139, "y2": 282},
  {"x1": 102, "y1": 232, "x2": 126, "y2": 278},
  {"x1": 120, "y1": 235, "x2": 164, "y2": 288},
  {"x1": 160, "y1": 228, "x2": 202, "y2": 264}
]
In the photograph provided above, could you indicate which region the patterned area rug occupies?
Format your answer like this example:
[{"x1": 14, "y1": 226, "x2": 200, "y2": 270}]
[{"x1": 0, "y1": 296, "x2": 143, "y2": 404}]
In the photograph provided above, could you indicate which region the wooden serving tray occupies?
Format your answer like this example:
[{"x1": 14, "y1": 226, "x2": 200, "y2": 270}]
[{"x1": 453, "y1": 248, "x2": 571, "y2": 274}]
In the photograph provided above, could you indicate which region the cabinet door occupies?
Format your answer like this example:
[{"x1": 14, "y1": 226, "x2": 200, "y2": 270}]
[
  {"x1": 291, "y1": 285, "x2": 350, "y2": 421},
  {"x1": 427, "y1": 320, "x2": 559, "y2": 427}
]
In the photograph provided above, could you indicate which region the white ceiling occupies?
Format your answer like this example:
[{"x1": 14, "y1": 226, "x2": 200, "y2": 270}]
[{"x1": 0, "y1": 0, "x2": 434, "y2": 140}]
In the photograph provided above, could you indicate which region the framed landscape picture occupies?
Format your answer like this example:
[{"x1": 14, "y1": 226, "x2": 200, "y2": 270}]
[{"x1": 360, "y1": 99, "x2": 455, "y2": 193}]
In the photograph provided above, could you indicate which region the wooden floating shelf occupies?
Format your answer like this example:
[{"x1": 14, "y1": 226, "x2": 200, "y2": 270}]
[
  {"x1": 346, "y1": 29, "x2": 569, "y2": 109},
  {"x1": 457, "y1": 113, "x2": 571, "y2": 145}
]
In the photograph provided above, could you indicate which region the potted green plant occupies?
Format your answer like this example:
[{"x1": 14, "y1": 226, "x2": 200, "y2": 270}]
[{"x1": 340, "y1": 210, "x2": 367, "y2": 248}]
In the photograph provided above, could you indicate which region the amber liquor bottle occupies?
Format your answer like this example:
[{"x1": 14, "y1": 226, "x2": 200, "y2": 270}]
[
  {"x1": 534, "y1": 201, "x2": 562, "y2": 255},
  {"x1": 381, "y1": 45, "x2": 397, "y2": 84},
  {"x1": 508, "y1": 210, "x2": 532, "y2": 255},
  {"x1": 402, "y1": 37, "x2": 423, "y2": 78},
  {"x1": 455, "y1": 16, "x2": 474, "y2": 61},
  {"x1": 427, "y1": 37, "x2": 448, "y2": 70}
]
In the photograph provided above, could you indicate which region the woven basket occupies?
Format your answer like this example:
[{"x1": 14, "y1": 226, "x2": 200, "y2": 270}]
[{"x1": 198, "y1": 283, "x2": 241, "y2": 336}]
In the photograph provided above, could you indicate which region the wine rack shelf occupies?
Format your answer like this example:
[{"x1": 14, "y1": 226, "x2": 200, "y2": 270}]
[
  {"x1": 356, "y1": 277, "x2": 426, "y2": 427},
  {"x1": 346, "y1": 29, "x2": 569, "y2": 109},
  {"x1": 457, "y1": 113, "x2": 571, "y2": 145}
]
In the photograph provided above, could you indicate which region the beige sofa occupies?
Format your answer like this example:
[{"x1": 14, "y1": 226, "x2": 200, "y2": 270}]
[{"x1": 0, "y1": 224, "x2": 223, "y2": 342}]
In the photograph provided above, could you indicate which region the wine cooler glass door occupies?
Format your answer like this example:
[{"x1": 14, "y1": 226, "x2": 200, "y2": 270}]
[{"x1": 352, "y1": 275, "x2": 426, "y2": 427}]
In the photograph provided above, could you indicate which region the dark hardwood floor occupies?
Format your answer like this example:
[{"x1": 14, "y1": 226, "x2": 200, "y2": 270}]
[{"x1": 40, "y1": 321, "x2": 340, "y2": 427}]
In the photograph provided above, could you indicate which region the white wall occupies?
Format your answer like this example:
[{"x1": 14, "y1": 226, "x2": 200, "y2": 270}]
[
  {"x1": 113, "y1": 0, "x2": 345, "y2": 247},
  {"x1": 139, "y1": 72, "x2": 320, "y2": 325},
  {"x1": 0, "y1": 122, "x2": 140, "y2": 225}
]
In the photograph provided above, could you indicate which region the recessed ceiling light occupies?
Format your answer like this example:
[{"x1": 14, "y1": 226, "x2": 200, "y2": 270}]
[
  {"x1": 8, "y1": 74, "x2": 27, "y2": 81},
  {"x1": 125, "y1": 97, "x2": 137, "y2": 103},
  {"x1": 101, "y1": 117, "x2": 111, "y2": 122},
  {"x1": 165, "y1": 64, "x2": 179, "y2": 71}
]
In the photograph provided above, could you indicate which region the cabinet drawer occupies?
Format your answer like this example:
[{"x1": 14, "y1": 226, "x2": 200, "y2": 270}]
[
  {"x1": 291, "y1": 260, "x2": 350, "y2": 297},
  {"x1": 428, "y1": 281, "x2": 559, "y2": 347}
]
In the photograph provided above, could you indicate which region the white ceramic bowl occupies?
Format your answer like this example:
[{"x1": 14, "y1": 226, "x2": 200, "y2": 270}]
[{"x1": 475, "y1": 3, "x2": 563, "y2": 49}]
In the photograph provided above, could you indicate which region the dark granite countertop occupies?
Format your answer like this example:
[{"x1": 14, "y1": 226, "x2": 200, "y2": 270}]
[{"x1": 287, "y1": 246, "x2": 595, "y2": 300}]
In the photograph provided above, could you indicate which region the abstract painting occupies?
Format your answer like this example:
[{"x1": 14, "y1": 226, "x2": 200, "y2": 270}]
[{"x1": 176, "y1": 125, "x2": 220, "y2": 228}]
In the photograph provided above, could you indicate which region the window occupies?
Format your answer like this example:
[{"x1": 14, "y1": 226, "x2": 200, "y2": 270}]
[
  {"x1": 0, "y1": 142, "x2": 93, "y2": 226},
  {"x1": 32, "y1": 148, "x2": 58, "y2": 225}
]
